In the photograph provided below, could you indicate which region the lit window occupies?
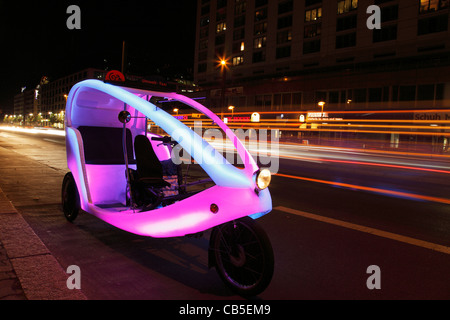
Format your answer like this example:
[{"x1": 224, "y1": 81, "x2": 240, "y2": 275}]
[
  {"x1": 253, "y1": 36, "x2": 267, "y2": 48},
  {"x1": 233, "y1": 55, "x2": 244, "y2": 66},
  {"x1": 337, "y1": 0, "x2": 358, "y2": 14},
  {"x1": 306, "y1": 7, "x2": 322, "y2": 21},
  {"x1": 420, "y1": 0, "x2": 449, "y2": 13},
  {"x1": 216, "y1": 22, "x2": 227, "y2": 33}
]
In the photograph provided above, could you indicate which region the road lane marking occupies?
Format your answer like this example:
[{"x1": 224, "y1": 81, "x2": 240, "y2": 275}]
[
  {"x1": 275, "y1": 206, "x2": 450, "y2": 255},
  {"x1": 274, "y1": 173, "x2": 450, "y2": 205}
]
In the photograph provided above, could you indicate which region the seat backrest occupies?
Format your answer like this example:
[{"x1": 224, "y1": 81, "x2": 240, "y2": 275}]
[
  {"x1": 78, "y1": 126, "x2": 135, "y2": 165},
  {"x1": 134, "y1": 135, "x2": 163, "y2": 179}
]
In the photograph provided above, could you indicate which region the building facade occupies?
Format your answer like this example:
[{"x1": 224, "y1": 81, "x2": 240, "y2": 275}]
[
  {"x1": 193, "y1": 0, "x2": 450, "y2": 113},
  {"x1": 40, "y1": 68, "x2": 107, "y2": 115}
]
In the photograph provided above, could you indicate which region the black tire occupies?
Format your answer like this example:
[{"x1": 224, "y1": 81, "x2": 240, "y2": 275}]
[
  {"x1": 61, "y1": 172, "x2": 80, "y2": 222},
  {"x1": 210, "y1": 216, "x2": 274, "y2": 297}
]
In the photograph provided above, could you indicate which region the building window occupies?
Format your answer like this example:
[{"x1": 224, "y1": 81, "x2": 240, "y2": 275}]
[
  {"x1": 255, "y1": 8, "x2": 268, "y2": 21},
  {"x1": 201, "y1": 5, "x2": 210, "y2": 16},
  {"x1": 276, "y1": 45, "x2": 291, "y2": 59},
  {"x1": 198, "y1": 63, "x2": 207, "y2": 73},
  {"x1": 373, "y1": 24, "x2": 397, "y2": 42},
  {"x1": 381, "y1": 5, "x2": 399, "y2": 22},
  {"x1": 417, "y1": 84, "x2": 435, "y2": 100},
  {"x1": 200, "y1": 16, "x2": 210, "y2": 27},
  {"x1": 235, "y1": 0, "x2": 246, "y2": 15},
  {"x1": 419, "y1": 0, "x2": 449, "y2": 14},
  {"x1": 304, "y1": 23, "x2": 321, "y2": 38},
  {"x1": 278, "y1": 0, "x2": 294, "y2": 14},
  {"x1": 215, "y1": 34, "x2": 226, "y2": 45},
  {"x1": 255, "y1": 0, "x2": 268, "y2": 8},
  {"x1": 336, "y1": 32, "x2": 356, "y2": 48},
  {"x1": 306, "y1": 0, "x2": 322, "y2": 6},
  {"x1": 232, "y1": 55, "x2": 244, "y2": 66},
  {"x1": 198, "y1": 51, "x2": 208, "y2": 62},
  {"x1": 336, "y1": 14, "x2": 357, "y2": 31},
  {"x1": 254, "y1": 21, "x2": 268, "y2": 35},
  {"x1": 337, "y1": 0, "x2": 358, "y2": 14},
  {"x1": 199, "y1": 27, "x2": 209, "y2": 39},
  {"x1": 253, "y1": 50, "x2": 266, "y2": 63},
  {"x1": 418, "y1": 14, "x2": 448, "y2": 34},
  {"x1": 254, "y1": 36, "x2": 267, "y2": 48},
  {"x1": 303, "y1": 39, "x2": 321, "y2": 54},
  {"x1": 305, "y1": 7, "x2": 322, "y2": 21},
  {"x1": 255, "y1": 94, "x2": 272, "y2": 110},
  {"x1": 232, "y1": 41, "x2": 245, "y2": 53},
  {"x1": 234, "y1": 15, "x2": 246, "y2": 28},
  {"x1": 233, "y1": 28, "x2": 245, "y2": 40},
  {"x1": 277, "y1": 30, "x2": 292, "y2": 44},
  {"x1": 217, "y1": 0, "x2": 227, "y2": 9},
  {"x1": 217, "y1": 8, "x2": 226, "y2": 22},
  {"x1": 216, "y1": 22, "x2": 227, "y2": 33},
  {"x1": 399, "y1": 86, "x2": 416, "y2": 101},
  {"x1": 278, "y1": 15, "x2": 293, "y2": 29},
  {"x1": 199, "y1": 39, "x2": 208, "y2": 50}
]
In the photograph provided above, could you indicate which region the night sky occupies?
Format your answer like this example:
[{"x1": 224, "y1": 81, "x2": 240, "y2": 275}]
[{"x1": 0, "y1": 0, "x2": 197, "y2": 112}]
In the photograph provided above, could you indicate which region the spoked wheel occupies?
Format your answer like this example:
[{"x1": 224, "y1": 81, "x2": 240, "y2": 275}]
[
  {"x1": 61, "y1": 172, "x2": 80, "y2": 222},
  {"x1": 210, "y1": 216, "x2": 274, "y2": 297}
]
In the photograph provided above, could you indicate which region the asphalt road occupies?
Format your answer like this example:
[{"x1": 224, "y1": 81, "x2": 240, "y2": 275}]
[{"x1": 0, "y1": 127, "x2": 449, "y2": 300}]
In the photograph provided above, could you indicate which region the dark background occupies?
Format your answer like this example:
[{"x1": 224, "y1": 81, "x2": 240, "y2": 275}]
[{"x1": 0, "y1": 0, "x2": 197, "y2": 111}]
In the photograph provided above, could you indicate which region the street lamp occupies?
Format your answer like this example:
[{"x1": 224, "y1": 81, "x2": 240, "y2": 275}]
[
  {"x1": 228, "y1": 105, "x2": 235, "y2": 118},
  {"x1": 318, "y1": 101, "x2": 325, "y2": 119},
  {"x1": 173, "y1": 108, "x2": 179, "y2": 117}
]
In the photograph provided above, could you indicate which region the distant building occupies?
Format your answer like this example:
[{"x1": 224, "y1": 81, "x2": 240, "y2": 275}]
[
  {"x1": 40, "y1": 68, "x2": 106, "y2": 115},
  {"x1": 193, "y1": 0, "x2": 450, "y2": 112},
  {"x1": 13, "y1": 87, "x2": 37, "y2": 117}
]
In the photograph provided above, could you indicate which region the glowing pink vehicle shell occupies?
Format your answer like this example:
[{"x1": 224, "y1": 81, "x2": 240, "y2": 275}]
[{"x1": 64, "y1": 80, "x2": 272, "y2": 238}]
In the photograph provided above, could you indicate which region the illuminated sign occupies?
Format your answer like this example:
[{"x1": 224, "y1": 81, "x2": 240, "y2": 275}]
[
  {"x1": 229, "y1": 117, "x2": 250, "y2": 122},
  {"x1": 105, "y1": 70, "x2": 125, "y2": 82},
  {"x1": 414, "y1": 112, "x2": 450, "y2": 121},
  {"x1": 307, "y1": 112, "x2": 342, "y2": 121},
  {"x1": 174, "y1": 115, "x2": 188, "y2": 120},
  {"x1": 251, "y1": 113, "x2": 260, "y2": 123}
]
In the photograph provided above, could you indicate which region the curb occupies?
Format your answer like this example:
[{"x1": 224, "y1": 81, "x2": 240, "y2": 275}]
[{"x1": 0, "y1": 189, "x2": 87, "y2": 300}]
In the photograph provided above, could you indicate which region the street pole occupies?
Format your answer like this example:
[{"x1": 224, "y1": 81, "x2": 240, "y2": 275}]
[
  {"x1": 221, "y1": 64, "x2": 227, "y2": 116},
  {"x1": 121, "y1": 41, "x2": 126, "y2": 75}
]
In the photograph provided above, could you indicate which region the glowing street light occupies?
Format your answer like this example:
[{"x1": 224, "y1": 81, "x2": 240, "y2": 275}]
[
  {"x1": 228, "y1": 105, "x2": 235, "y2": 118},
  {"x1": 318, "y1": 101, "x2": 325, "y2": 119}
]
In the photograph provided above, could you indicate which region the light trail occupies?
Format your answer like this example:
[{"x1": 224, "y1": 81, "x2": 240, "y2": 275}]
[
  {"x1": 274, "y1": 173, "x2": 450, "y2": 205},
  {"x1": 0, "y1": 126, "x2": 65, "y2": 136}
]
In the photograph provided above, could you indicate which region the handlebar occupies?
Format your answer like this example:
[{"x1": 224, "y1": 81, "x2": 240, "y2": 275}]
[{"x1": 151, "y1": 136, "x2": 177, "y2": 146}]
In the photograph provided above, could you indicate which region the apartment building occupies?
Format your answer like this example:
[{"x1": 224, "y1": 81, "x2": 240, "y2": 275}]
[{"x1": 193, "y1": 0, "x2": 450, "y2": 112}]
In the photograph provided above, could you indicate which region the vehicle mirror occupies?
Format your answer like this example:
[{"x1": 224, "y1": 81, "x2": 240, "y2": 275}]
[{"x1": 118, "y1": 110, "x2": 131, "y2": 123}]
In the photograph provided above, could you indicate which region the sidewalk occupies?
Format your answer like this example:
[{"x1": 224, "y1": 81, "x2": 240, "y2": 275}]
[{"x1": 0, "y1": 188, "x2": 86, "y2": 300}]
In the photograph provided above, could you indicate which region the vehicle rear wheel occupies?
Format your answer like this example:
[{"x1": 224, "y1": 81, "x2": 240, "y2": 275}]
[
  {"x1": 210, "y1": 217, "x2": 274, "y2": 297},
  {"x1": 61, "y1": 172, "x2": 80, "y2": 222}
]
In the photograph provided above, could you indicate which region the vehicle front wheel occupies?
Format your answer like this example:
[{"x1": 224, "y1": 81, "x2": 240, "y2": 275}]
[
  {"x1": 210, "y1": 217, "x2": 274, "y2": 297},
  {"x1": 61, "y1": 172, "x2": 80, "y2": 222}
]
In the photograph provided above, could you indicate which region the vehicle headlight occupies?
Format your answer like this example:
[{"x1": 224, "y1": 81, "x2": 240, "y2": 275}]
[{"x1": 256, "y1": 169, "x2": 271, "y2": 190}]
